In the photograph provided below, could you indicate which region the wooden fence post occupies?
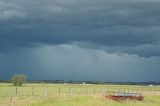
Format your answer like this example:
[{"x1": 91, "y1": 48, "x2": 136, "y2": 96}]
[
  {"x1": 15, "y1": 87, "x2": 18, "y2": 96},
  {"x1": 68, "y1": 88, "x2": 71, "y2": 96},
  {"x1": 59, "y1": 88, "x2": 61, "y2": 95},
  {"x1": 10, "y1": 90, "x2": 13, "y2": 106},
  {"x1": 93, "y1": 88, "x2": 95, "y2": 94},
  {"x1": 32, "y1": 87, "x2": 35, "y2": 96}
]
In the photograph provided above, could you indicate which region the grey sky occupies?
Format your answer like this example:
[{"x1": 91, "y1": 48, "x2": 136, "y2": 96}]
[{"x1": 0, "y1": 0, "x2": 160, "y2": 81}]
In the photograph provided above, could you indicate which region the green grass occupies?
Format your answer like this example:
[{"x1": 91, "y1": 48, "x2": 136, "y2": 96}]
[
  {"x1": 0, "y1": 83, "x2": 160, "y2": 106},
  {"x1": 29, "y1": 95, "x2": 160, "y2": 106}
]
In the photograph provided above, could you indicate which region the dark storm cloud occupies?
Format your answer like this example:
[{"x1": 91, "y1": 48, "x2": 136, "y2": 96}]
[
  {"x1": 1, "y1": 45, "x2": 160, "y2": 81},
  {"x1": 1, "y1": 0, "x2": 160, "y2": 57}
]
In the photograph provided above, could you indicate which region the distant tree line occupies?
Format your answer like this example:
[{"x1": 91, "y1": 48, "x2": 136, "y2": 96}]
[
  {"x1": 0, "y1": 76, "x2": 160, "y2": 86},
  {"x1": 25, "y1": 80, "x2": 160, "y2": 85}
]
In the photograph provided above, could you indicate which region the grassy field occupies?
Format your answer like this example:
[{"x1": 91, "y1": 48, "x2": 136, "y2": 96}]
[{"x1": 0, "y1": 83, "x2": 160, "y2": 106}]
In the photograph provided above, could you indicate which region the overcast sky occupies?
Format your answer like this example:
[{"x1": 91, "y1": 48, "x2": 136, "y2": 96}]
[{"x1": 0, "y1": 0, "x2": 160, "y2": 82}]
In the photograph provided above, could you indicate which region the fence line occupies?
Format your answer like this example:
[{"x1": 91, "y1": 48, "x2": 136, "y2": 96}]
[{"x1": 9, "y1": 87, "x2": 147, "y2": 99}]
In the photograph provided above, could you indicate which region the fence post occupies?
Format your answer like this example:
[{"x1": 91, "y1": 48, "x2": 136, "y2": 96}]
[
  {"x1": 85, "y1": 88, "x2": 88, "y2": 94},
  {"x1": 68, "y1": 88, "x2": 71, "y2": 96},
  {"x1": 102, "y1": 88, "x2": 105, "y2": 95},
  {"x1": 59, "y1": 88, "x2": 61, "y2": 95},
  {"x1": 15, "y1": 87, "x2": 18, "y2": 96},
  {"x1": 10, "y1": 90, "x2": 13, "y2": 106},
  {"x1": 32, "y1": 87, "x2": 35, "y2": 96},
  {"x1": 93, "y1": 88, "x2": 95, "y2": 94},
  {"x1": 44, "y1": 88, "x2": 48, "y2": 97}
]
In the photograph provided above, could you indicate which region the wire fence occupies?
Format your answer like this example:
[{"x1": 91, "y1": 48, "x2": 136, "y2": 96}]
[{"x1": 8, "y1": 86, "x2": 147, "y2": 97}]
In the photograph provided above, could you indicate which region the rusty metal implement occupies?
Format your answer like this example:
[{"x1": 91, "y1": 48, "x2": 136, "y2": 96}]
[{"x1": 106, "y1": 92, "x2": 144, "y2": 101}]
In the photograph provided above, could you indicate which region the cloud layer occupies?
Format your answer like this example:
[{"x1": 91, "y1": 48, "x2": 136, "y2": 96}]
[
  {"x1": 1, "y1": 44, "x2": 160, "y2": 81},
  {"x1": 1, "y1": 0, "x2": 160, "y2": 57},
  {"x1": 0, "y1": 0, "x2": 160, "y2": 81}
]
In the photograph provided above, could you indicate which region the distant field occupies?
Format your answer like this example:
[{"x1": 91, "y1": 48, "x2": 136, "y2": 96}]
[{"x1": 0, "y1": 83, "x2": 160, "y2": 106}]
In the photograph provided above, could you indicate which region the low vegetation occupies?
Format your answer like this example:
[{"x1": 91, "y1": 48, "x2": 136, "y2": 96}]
[
  {"x1": 0, "y1": 83, "x2": 160, "y2": 106},
  {"x1": 11, "y1": 74, "x2": 27, "y2": 86}
]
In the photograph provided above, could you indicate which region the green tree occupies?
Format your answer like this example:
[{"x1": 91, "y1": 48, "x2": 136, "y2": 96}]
[{"x1": 11, "y1": 74, "x2": 27, "y2": 86}]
